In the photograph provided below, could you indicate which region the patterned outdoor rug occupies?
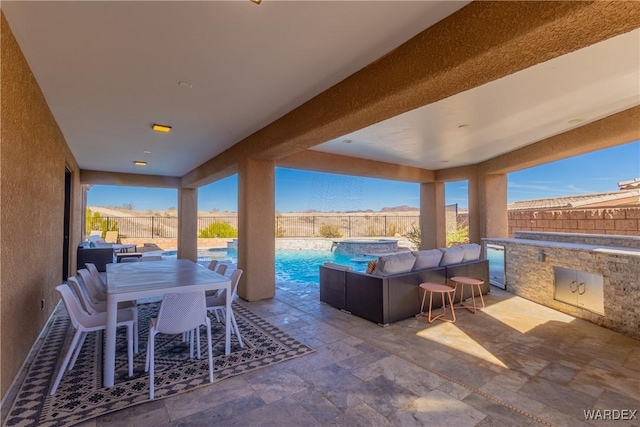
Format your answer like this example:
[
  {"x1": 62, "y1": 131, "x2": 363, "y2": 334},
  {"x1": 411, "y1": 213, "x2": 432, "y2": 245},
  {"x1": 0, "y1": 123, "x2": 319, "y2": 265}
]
[{"x1": 3, "y1": 302, "x2": 314, "y2": 427}]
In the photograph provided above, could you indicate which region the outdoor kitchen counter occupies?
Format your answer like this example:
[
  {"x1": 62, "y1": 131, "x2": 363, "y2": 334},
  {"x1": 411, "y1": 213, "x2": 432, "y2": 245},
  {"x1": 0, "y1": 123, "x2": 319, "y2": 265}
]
[{"x1": 483, "y1": 235, "x2": 640, "y2": 340}]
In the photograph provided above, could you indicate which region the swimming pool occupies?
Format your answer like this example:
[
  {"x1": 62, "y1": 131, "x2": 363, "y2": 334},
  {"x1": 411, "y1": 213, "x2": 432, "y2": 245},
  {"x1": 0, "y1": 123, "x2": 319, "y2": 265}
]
[{"x1": 161, "y1": 248, "x2": 375, "y2": 284}]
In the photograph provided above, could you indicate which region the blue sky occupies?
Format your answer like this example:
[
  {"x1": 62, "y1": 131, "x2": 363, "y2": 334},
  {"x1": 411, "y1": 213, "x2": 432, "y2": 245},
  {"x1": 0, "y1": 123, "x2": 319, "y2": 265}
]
[{"x1": 88, "y1": 140, "x2": 640, "y2": 212}]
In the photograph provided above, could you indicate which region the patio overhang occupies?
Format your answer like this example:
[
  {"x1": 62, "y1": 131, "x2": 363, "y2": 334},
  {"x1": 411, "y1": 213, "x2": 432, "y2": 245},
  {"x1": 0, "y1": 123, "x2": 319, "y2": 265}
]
[{"x1": 181, "y1": 1, "x2": 640, "y2": 188}]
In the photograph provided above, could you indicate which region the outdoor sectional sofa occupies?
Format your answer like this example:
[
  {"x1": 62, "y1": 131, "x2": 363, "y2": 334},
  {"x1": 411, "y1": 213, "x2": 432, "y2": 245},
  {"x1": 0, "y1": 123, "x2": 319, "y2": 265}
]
[{"x1": 319, "y1": 244, "x2": 490, "y2": 326}]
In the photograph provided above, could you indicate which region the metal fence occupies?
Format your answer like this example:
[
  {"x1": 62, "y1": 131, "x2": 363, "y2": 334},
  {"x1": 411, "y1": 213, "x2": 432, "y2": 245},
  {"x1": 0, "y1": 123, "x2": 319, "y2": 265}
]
[
  {"x1": 275, "y1": 215, "x2": 420, "y2": 238},
  {"x1": 87, "y1": 215, "x2": 420, "y2": 239}
]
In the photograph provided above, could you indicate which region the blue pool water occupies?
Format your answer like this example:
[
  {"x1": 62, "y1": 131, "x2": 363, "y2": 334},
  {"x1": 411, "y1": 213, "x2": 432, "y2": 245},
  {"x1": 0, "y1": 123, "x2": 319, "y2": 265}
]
[{"x1": 161, "y1": 248, "x2": 375, "y2": 284}]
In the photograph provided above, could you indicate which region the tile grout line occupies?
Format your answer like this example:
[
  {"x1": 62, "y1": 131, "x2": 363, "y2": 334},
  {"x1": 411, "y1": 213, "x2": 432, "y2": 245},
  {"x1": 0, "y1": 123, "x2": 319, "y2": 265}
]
[{"x1": 278, "y1": 296, "x2": 559, "y2": 427}]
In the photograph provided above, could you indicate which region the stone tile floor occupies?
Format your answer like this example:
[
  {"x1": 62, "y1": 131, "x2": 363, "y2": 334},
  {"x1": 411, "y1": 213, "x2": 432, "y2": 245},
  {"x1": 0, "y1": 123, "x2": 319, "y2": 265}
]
[{"x1": 6, "y1": 283, "x2": 640, "y2": 426}]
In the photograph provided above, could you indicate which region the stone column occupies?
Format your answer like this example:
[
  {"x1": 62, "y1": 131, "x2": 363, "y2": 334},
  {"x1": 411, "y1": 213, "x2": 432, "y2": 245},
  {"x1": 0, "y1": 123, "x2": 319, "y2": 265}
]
[
  {"x1": 479, "y1": 173, "x2": 508, "y2": 239},
  {"x1": 177, "y1": 187, "x2": 198, "y2": 261},
  {"x1": 420, "y1": 182, "x2": 446, "y2": 249},
  {"x1": 237, "y1": 158, "x2": 275, "y2": 301}
]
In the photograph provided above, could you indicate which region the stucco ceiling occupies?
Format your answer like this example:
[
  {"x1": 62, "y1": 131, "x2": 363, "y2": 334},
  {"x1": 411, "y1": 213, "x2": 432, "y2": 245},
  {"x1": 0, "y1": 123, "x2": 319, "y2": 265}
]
[
  {"x1": 313, "y1": 29, "x2": 640, "y2": 170},
  {"x1": 2, "y1": 1, "x2": 639, "y2": 178}
]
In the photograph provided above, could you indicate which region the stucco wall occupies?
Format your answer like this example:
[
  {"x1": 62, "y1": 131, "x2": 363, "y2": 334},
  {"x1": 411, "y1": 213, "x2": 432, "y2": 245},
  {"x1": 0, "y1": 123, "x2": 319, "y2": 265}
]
[
  {"x1": 508, "y1": 207, "x2": 640, "y2": 237},
  {"x1": 1, "y1": 13, "x2": 82, "y2": 398}
]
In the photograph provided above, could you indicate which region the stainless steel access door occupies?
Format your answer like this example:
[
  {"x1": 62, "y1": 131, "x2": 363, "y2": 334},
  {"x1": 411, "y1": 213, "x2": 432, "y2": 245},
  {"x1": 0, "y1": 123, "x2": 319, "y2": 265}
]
[
  {"x1": 576, "y1": 270, "x2": 604, "y2": 315},
  {"x1": 554, "y1": 266, "x2": 578, "y2": 306}
]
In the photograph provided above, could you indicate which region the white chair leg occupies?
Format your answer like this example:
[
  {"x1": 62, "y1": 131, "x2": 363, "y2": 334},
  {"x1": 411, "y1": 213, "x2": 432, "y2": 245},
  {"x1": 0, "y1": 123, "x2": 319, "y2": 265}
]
[
  {"x1": 69, "y1": 331, "x2": 88, "y2": 370},
  {"x1": 229, "y1": 310, "x2": 244, "y2": 348},
  {"x1": 127, "y1": 323, "x2": 133, "y2": 377},
  {"x1": 149, "y1": 332, "x2": 155, "y2": 399},
  {"x1": 133, "y1": 307, "x2": 139, "y2": 354},
  {"x1": 51, "y1": 329, "x2": 82, "y2": 395},
  {"x1": 145, "y1": 330, "x2": 152, "y2": 372},
  {"x1": 189, "y1": 329, "x2": 194, "y2": 359},
  {"x1": 205, "y1": 319, "x2": 214, "y2": 383},
  {"x1": 196, "y1": 326, "x2": 201, "y2": 359}
]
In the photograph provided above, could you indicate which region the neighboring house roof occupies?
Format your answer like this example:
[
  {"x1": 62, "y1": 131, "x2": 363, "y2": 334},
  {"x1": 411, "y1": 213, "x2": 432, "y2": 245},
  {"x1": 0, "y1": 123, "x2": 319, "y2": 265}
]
[
  {"x1": 619, "y1": 177, "x2": 640, "y2": 190},
  {"x1": 508, "y1": 189, "x2": 640, "y2": 211}
]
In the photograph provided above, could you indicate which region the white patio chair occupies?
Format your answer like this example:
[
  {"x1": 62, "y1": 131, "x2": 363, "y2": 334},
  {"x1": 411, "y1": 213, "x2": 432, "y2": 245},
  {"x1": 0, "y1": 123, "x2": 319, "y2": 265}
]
[
  {"x1": 145, "y1": 291, "x2": 213, "y2": 399},
  {"x1": 215, "y1": 263, "x2": 228, "y2": 276},
  {"x1": 67, "y1": 276, "x2": 107, "y2": 314},
  {"x1": 203, "y1": 262, "x2": 228, "y2": 320},
  {"x1": 207, "y1": 260, "x2": 219, "y2": 271},
  {"x1": 71, "y1": 273, "x2": 139, "y2": 353},
  {"x1": 206, "y1": 269, "x2": 244, "y2": 348},
  {"x1": 84, "y1": 262, "x2": 107, "y2": 293},
  {"x1": 77, "y1": 268, "x2": 107, "y2": 302},
  {"x1": 204, "y1": 260, "x2": 222, "y2": 309},
  {"x1": 78, "y1": 268, "x2": 138, "y2": 312},
  {"x1": 51, "y1": 284, "x2": 134, "y2": 395},
  {"x1": 77, "y1": 268, "x2": 137, "y2": 324}
]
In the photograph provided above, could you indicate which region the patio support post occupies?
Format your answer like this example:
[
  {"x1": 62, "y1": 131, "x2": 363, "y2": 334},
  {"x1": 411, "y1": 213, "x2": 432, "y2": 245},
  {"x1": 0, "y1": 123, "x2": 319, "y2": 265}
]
[
  {"x1": 478, "y1": 173, "x2": 508, "y2": 240},
  {"x1": 420, "y1": 182, "x2": 445, "y2": 249},
  {"x1": 177, "y1": 188, "x2": 198, "y2": 262},
  {"x1": 82, "y1": 184, "x2": 90, "y2": 240},
  {"x1": 237, "y1": 157, "x2": 276, "y2": 301},
  {"x1": 468, "y1": 172, "x2": 480, "y2": 244}
]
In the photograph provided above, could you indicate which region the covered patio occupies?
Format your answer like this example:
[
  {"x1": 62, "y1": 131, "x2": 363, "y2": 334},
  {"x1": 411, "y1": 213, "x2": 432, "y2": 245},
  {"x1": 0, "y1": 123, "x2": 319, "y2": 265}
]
[{"x1": 1, "y1": 1, "x2": 639, "y2": 425}]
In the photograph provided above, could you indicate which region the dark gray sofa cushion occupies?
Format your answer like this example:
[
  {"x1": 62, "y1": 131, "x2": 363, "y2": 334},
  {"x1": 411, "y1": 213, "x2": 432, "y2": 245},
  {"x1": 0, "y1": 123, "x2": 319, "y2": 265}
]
[
  {"x1": 372, "y1": 252, "x2": 416, "y2": 276},
  {"x1": 412, "y1": 249, "x2": 443, "y2": 270}
]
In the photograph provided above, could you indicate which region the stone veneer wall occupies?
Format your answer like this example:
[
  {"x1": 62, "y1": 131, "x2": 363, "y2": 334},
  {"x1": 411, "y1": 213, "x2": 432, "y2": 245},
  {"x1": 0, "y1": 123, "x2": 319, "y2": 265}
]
[
  {"x1": 515, "y1": 231, "x2": 640, "y2": 249},
  {"x1": 275, "y1": 238, "x2": 334, "y2": 251},
  {"x1": 1, "y1": 14, "x2": 83, "y2": 398},
  {"x1": 483, "y1": 235, "x2": 640, "y2": 340},
  {"x1": 508, "y1": 207, "x2": 640, "y2": 237}
]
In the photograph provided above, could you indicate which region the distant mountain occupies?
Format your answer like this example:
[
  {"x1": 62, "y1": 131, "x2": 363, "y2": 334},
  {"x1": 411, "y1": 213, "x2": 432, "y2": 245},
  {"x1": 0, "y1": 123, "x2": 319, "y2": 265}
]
[{"x1": 380, "y1": 205, "x2": 419, "y2": 212}]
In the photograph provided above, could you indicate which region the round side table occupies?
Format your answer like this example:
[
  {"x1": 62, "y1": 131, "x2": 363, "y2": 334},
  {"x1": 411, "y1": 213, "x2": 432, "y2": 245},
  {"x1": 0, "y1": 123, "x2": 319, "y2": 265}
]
[
  {"x1": 418, "y1": 282, "x2": 457, "y2": 323},
  {"x1": 450, "y1": 276, "x2": 485, "y2": 313}
]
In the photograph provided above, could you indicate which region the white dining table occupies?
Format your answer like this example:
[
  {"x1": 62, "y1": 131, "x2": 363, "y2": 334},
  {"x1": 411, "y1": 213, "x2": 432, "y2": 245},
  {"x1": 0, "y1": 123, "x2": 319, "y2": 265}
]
[{"x1": 104, "y1": 259, "x2": 231, "y2": 388}]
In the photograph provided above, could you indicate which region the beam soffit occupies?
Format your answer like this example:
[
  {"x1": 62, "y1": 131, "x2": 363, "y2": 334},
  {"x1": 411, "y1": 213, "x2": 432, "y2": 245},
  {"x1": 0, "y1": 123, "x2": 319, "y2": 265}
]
[
  {"x1": 80, "y1": 170, "x2": 181, "y2": 189},
  {"x1": 277, "y1": 150, "x2": 434, "y2": 183}
]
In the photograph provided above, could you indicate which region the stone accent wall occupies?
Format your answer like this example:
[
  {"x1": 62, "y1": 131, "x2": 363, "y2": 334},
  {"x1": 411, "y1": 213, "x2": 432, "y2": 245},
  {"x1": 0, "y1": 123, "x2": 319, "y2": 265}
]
[
  {"x1": 275, "y1": 238, "x2": 335, "y2": 251},
  {"x1": 508, "y1": 207, "x2": 640, "y2": 237},
  {"x1": 484, "y1": 236, "x2": 640, "y2": 340},
  {"x1": 514, "y1": 231, "x2": 640, "y2": 249}
]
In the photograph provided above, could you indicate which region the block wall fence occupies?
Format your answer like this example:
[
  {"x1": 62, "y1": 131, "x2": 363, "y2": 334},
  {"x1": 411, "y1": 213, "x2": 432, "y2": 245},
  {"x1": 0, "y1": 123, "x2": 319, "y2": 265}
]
[{"x1": 508, "y1": 207, "x2": 640, "y2": 237}]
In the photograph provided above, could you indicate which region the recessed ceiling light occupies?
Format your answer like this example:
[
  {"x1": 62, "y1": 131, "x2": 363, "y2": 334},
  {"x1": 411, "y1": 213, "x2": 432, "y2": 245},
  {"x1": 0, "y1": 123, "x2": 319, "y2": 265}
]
[
  {"x1": 143, "y1": 150, "x2": 151, "y2": 154},
  {"x1": 178, "y1": 81, "x2": 193, "y2": 88},
  {"x1": 568, "y1": 118, "x2": 583, "y2": 125},
  {"x1": 133, "y1": 161, "x2": 147, "y2": 166},
  {"x1": 342, "y1": 139, "x2": 352, "y2": 144},
  {"x1": 152, "y1": 124, "x2": 172, "y2": 133}
]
